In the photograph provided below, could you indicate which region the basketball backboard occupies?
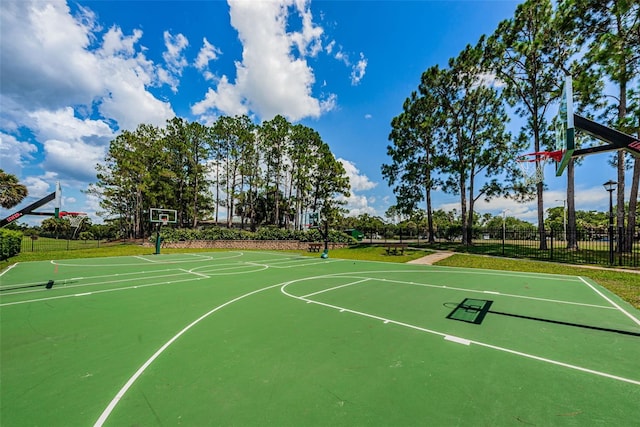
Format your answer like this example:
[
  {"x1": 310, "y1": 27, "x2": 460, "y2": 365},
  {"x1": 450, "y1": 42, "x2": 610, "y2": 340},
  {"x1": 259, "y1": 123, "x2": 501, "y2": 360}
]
[
  {"x1": 554, "y1": 75, "x2": 575, "y2": 176},
  {"x1": 150, "y1": 208, "x2": 177, "y2": 224}
]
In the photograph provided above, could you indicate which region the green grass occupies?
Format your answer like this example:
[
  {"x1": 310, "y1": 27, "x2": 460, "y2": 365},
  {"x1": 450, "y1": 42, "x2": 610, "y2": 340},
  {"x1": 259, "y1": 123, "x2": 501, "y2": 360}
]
[
  {"x1": 419, "y1": 239, "x2": 640, "y2": 268},
  {"x1": 20, "y1": 235, "x2": 111, "y2": 252},
  {"x1": 300, "y1": 244, "x2": 433, "y2": 263}
]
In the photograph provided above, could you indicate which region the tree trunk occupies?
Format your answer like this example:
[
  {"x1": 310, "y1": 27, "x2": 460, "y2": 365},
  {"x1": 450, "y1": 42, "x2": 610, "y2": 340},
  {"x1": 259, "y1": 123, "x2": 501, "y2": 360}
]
[
  {"x1": 615, "y1": 78, "x2": 626, "y2": 252},
  {"x1": 566, "y1": 158, "x2": 578, "y2": 249},
  {"x1": 425, "y1": 185, "x2": 435, "y2": 244},
  {"x1": 460, "y1": 178, "x2": 468, "y2": 246}
]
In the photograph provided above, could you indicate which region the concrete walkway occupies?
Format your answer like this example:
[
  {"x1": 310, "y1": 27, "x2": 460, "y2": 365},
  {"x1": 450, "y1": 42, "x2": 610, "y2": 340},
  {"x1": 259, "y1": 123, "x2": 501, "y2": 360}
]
[{"x1": 407, "y1": 251, "x2": 455, "y2": 265}]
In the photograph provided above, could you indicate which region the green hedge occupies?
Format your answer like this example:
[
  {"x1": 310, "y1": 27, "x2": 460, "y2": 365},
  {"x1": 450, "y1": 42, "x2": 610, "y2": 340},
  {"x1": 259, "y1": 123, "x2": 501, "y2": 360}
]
[
  {"x1": 153, "y1": 227, "x2": 357, "y2": 244},
  {"x1": 0, "y1": 229, "x2": 23, "y2": 260}
]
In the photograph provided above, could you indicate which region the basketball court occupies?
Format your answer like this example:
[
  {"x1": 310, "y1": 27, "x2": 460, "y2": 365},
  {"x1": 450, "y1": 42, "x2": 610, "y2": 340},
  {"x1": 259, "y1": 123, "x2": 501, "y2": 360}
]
[{"x1": 1, "y1": 251, "x2": 638, "y2": 425}]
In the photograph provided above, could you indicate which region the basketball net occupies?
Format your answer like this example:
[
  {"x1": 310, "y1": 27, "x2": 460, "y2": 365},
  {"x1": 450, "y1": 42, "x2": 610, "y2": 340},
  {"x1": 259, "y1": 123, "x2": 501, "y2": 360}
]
[
  {"x1": 59, "y1": 212, "x2": 88, "y2": 229},
  {"x1": 68, "y1": 214, "x2": 87, "y2": 229},
  {"x1": 516, "y1": 150, "x2": 563, "y2": 185}
]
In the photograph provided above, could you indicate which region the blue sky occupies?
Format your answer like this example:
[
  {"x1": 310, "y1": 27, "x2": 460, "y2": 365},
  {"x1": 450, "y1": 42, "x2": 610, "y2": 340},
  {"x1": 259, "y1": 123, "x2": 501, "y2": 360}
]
[{"x1": 0, "y1": 0, "x2": 635, "y2": 227}]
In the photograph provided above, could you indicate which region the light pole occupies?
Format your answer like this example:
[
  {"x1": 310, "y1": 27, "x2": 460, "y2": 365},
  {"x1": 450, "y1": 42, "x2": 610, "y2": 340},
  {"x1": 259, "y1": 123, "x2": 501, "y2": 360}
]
[
  {"x1": 603, "y1": 180, "x2": 616, "y2": 265},
  {"x1": 555, "y1": 199, "x2": 566, "y2": 241}
]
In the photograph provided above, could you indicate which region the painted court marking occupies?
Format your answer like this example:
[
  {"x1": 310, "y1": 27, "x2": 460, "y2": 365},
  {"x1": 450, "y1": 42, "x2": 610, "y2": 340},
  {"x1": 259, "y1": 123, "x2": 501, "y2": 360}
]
[
  {"x1": 93, "y1": 281, "x2": 286, "y2": 427},
  {"x1": 280, "y1": 274, "x2": 640, "y2": 387},
  {"x1": 302, "y1": 278, "x2": 369, "y2": 298},
  {"x1": 324, "y1": 273, "x2": 615, "y2": 311},
  {"x1": 579, "y1": 276, "x2": 640, "y2": 326}
]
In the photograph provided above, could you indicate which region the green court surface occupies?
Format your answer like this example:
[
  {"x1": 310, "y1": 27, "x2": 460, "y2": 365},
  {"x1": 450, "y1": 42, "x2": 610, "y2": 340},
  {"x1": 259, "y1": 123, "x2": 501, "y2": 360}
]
[{"x1": 1, "y1": 251, "x2": 639, "y2": 426}]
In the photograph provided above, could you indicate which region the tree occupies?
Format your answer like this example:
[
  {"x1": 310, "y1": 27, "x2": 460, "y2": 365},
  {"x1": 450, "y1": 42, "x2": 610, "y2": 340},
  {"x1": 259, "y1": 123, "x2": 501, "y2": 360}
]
[
  {"x1": 383, "y1": 89, "x2": 440, "y2": 243},
  {"x1": 288, "y1": 124, "x2": 323, "y2": 230},
  {"x1": 309, "y1": 142, "x2": 350, "y2": 225},
  {"x1": 423, "y1": 45, "x2": 519, "y2": 245},
  {"x1": 163, "y1": 118, "x2": 213, "y2": 227},
  {"x1": 41, "y1": 216, "x2": 71, "y2": 238},
  {"x1": 89, "y1": 125, "x2": 160, "y2": 238},
  {"x1": 0, "y1": 170, "x2": 28, "y2": 209},
  {"x1": 259, "y1": 115, "x2": 291, "y2": 226},
  {"x1": 484, "y1": 0, "x2": 569, "y2": 249}
]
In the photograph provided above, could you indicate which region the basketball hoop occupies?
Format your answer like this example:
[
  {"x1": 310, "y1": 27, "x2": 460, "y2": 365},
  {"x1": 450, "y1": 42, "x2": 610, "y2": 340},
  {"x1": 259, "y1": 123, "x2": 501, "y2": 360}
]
[
  {"x1": 159, "y1": 214, "x2": 169, "y2": 226},
  {"x1": 516, "y1": 150, "x2": 563, "y2": 185},
  {"x1": 59, "y1": 212, "x2": 88, "y2": 228}
]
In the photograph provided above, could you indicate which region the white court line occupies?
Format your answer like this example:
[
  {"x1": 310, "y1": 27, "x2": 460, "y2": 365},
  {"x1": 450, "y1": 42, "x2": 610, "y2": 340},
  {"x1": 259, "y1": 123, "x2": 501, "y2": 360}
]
[
  {"x1": 302, "y1": 279, "x2": 369, "y2": 298},
  {"x1": 0, "y1": 276, "x2": 207, "y2": 307},
  {"x1": 2, "y1": 268, "x2": 186, "y2": 291},
  {"x1": 349, "y1": 275, "x2": 615, "y2": 310},
  {"x1": 93, "y1": 281, "x2": 286, "y2": 427},
  {"x1": 133, "y1": 256, "x2": 157, "y2": 263},
  {"x1": 0, "y1": 262, "x2": 18, "y2": 277},
  {"x1": 270, "y1": 260, "x2": 343, "y2": 269},
  {"x1": 280, "y1": 280, "x2": 640, "y2": 386},
  {"x1": 579, "y1": 276, "x2": 640, "y2": 327},
  {"x1": 179, "y1": 269, "x2": 210, "y2": 279},
  {"x1": 445, "y1": 335, "x2": 471, "y2": 345},
  {"x1": 0, "y1": 274, "x2": 205, "y2": 307}
]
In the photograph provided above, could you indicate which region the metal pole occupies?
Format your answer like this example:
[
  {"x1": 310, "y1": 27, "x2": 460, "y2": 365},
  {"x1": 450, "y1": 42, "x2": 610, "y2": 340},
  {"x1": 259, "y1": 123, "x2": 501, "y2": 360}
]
[
  {"x1": 563, "y1": 200, "x2": 567, "y2": 241},
  {"x1": 608, "y1": 189, "x2": 614, "y2": 265}
]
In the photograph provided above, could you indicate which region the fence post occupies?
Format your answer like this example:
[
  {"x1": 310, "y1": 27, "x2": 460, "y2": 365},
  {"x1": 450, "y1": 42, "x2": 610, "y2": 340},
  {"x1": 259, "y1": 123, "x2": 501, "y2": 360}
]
[{"x1": 550, "y1": 228, "x2": 554, "y2": 260}]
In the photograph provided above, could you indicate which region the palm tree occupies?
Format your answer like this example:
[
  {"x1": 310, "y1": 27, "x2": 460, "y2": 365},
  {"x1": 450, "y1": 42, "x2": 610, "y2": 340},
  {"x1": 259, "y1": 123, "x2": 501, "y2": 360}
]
[{"x1": 0, "y1": 170, "x2": 28, "y2": 209}]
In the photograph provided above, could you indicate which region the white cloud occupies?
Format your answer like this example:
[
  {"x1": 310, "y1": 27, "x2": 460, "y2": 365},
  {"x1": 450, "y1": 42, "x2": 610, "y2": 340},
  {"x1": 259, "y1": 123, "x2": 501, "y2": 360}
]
[
  {"x1": 27, "y1": 108, "x2": 113, "y2": 182},
  {"x1": 1, "y1": 1, "x2": 103, "y2": 109},
  {"x1": 325, "y1": 40, "x2": 335, "y2": 54},
  {"x1": 23, "y1": 176, "x2": 51, "y2": 198},
  {"x1": 339, "y1": 158, "x2": 377, "y2": 191},
  {"x1": 29, "y1": 107, "x2": 113, "y2": 143},
  {"x1": 42, "y1": 138, "x2": 106, "y2": 182},
  {"x1": 160, "y1": 31, "x2": 189, "y2": 91},
  {"x1": 0, "y1": 0, "x2": 175, "y2": 133},
  {"x1": 341, "y1": 193, "x2": 377, "y2": 217},
  {"x1": 192, "y1": 0, "x2": 335, "y2": 122},
  {"x1": 0, "y1": 133, "x2": 38, "y2": 176},
  {"x1": 331, "y1": 46, "x2": 367, "y2": 86},
  {"x1": 364, "y1": 114, "x2": 372, "y2": 119},
  {"x1": 192, "y1": 77, "x2": 249, "y2": 118},
  {"x1": 336, "y1": 158, "x2": 377, "y2": 216},
  {"x1": 350, "y1": 52, "x2": 367, "y2": 85},
  {"x1": 195, "y1": 37, "x2": 222, "y2": 81}
]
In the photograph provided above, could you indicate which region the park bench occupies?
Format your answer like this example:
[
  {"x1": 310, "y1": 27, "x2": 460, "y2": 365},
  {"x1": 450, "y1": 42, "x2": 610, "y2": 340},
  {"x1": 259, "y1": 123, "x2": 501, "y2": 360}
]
[
  {"x1": 308, "y1": 243, "x2": 323, "y2": 252},
  {"x1": 385, "y1": 242, "x2": 408, "y2": 255}
]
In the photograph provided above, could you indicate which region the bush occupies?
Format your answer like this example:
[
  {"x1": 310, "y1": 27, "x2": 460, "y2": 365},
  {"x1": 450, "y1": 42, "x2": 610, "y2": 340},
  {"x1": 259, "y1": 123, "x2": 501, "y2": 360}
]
[
  {"x1": 152, "y1": 226, "x2": 357, "y2": 244},
  {"x1": 0, "y1": 229, "x2": 23, "y2": 260},
  {"x1": 79, "y1": 231, "x2": 95, "y2": 240}
]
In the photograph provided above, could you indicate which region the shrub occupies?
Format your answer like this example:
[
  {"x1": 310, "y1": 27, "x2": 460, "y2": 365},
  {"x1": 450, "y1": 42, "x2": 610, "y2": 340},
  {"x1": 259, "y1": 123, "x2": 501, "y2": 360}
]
[
  {"x1": 79, "y1": 231, "x2": 95, "y2": 241},
  {"x1": 0, "y1": 229, "x2": 23, "y2": 260},
  {"x1": 151, "y1": 226, "x2": 357, "y2": 244}
]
